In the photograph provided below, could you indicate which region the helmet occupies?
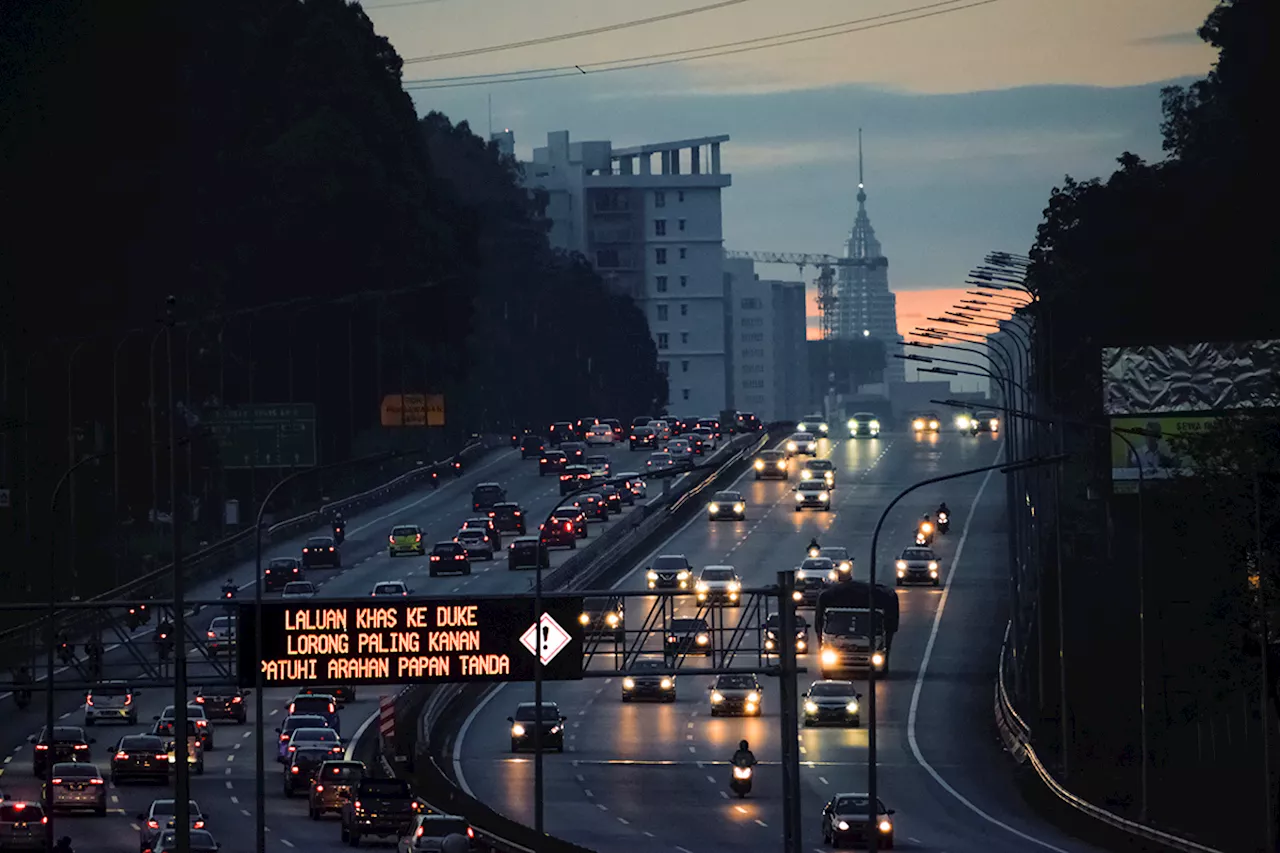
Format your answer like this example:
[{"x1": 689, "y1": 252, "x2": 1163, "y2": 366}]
[{"x1": 739, "y1": 740, "x2": 749, "y2": 751}]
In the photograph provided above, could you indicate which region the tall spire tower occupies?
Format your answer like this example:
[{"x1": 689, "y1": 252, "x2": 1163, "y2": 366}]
[{"x1": 835, "y1": 129, "x2": 902, "y2": 381}]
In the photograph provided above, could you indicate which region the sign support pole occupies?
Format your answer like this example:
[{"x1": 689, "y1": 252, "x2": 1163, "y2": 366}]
[
  {"x1": 533, "y1": 555, "x2": 545, "y2": 836},
  {"x1": 778, "y1": 570, "x2": 802, "y2": 853}
]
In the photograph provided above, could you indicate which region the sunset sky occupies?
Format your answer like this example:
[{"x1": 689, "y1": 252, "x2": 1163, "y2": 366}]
[{"x1": 364, "y1": 0, "x2": 1218, "y2": 382}]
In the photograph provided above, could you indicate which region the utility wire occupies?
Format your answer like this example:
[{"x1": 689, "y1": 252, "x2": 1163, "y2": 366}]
[
  {"x1": 403, "y1": 0, "x2": 753, "y2": 64},
  {"x1": 403, "y1": 0, "x2": 997, "y2": 89},
  {"x1": 362, "y1": 0, "x2": 455, "y2": 10}
]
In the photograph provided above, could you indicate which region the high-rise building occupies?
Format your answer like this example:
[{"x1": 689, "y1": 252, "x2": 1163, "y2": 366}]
[
  {"x1": 723, "y1": 257, "x2": 808, "y2": 422},
  {"x1": 520, "y1": 130, "x2": 732, "y2": 415},
  {"x1": 835, "y1": 131, "x2": 904, "y2": 383}
]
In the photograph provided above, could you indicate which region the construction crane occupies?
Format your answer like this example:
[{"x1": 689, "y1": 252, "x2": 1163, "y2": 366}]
[{"x1": 725, "y1": 250, "x2": 874, "y2": 341}]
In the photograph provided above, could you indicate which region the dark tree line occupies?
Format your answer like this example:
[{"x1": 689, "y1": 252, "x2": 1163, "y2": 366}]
[
  {"x1": 1020, "y1": 2, "x2": 1277, "y2": 848},
  {"x1": 0, "y1": 0, "x2": 664, "y2": 606}
]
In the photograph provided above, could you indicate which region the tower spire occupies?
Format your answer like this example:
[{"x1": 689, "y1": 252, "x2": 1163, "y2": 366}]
[{"x1": 856, "y1": 127, "x2": 867, "y2": 205}]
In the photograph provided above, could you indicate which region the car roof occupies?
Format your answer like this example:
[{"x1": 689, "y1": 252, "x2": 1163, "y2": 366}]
[{"x1": 714, "y1": 490, "x2": 742, "y2": 498}]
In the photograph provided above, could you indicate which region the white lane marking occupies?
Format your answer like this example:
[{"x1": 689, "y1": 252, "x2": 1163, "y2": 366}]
[
  {"x1": 905, "y1": 444, "x2": 1071, "y2": 853},
  {"x1": 584, "y1": 789, "x2": 593, "y2": 798},
  {"x1": 453, "y1": 684, "x2": 502, "y2": 796},
  {"x1": 618, "y1": 817, "x2": 629, "y2": 825},
  {"x1": 755, "y1": 819, "x2": 768, "y2": 827},
  {"x1": 347, "y1": 702, "x2": 379, "y2": 762},
  {"x1": 230, "y1": 796, "x2": 239, "y2": 804},
  {"x1": 706, "y1": 775, "x2": 716, "y2": 783},
  {"x1": 224, "y1": 781, "x2": 233, "y2": 789},
  {"x1": 281, "y1": 841, "x2": 294, "y2": 848},
  {"x1": 818, "y1": 776, "x2": 828, "y2": 785},
  {"x1": 596, "y1": 803, "x2": 608, "y2": 811}
]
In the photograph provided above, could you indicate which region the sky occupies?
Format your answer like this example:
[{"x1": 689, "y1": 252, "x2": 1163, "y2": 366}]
[{"x1": 364, "y1": 0, "x2": 1219, "y2": 380}]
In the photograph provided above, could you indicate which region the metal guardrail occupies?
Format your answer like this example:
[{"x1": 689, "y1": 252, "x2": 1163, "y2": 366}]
[{"x1": 995, "y1": 621, "x2": 1224, "y2": 853}]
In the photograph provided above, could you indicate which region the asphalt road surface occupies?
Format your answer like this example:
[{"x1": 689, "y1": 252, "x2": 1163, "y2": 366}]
[
  {"x1": 0, "y1": 440, "x2": 648, "y2": 852},
  {"x1": 456, "y1": 432, "x2": 1114, "y2": 853}
]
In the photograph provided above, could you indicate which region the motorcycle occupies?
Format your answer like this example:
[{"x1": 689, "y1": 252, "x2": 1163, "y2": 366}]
[
  {"x1": 126, "y1": 601, "x2": 150, "y2": 630},
  {"x1": 429, "y1": 469, "x2": 440, "y2": 489},
  {"x1": 730, "y1": 765, "x2": 753, "y2": 798},
  {"x1": 916, "y1": 521, "x2": 934, "y2": 546},
  {"x1": 451, "y1": 459, "x2": 463, "y2": 476},
  {"x1": 807, "y1": 545, "x2": 821, "y2": 559},
  {"x1": 937, "y1": 512, "x2": 950, "y2": 534},
  {"x1": 332, "y1": 523, "x2": 345, "y2": 545},
  {"x1": 56, "y1": 642, "x2": 76, "y2": 667},
  {"x1": 155, "y1": 626, "x2": 174, "y2": 662},
  {"x1": 14, "y1": 689, "x2": 32, "y2": 710},
  {"x1": 221, "y1": 585, "x2": 237, "y2": 601}
]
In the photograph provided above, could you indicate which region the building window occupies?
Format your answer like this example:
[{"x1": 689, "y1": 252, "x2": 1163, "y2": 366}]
[
  {"x1": 657, "y1": 333, "x2": 669, "y2": 350},
  {"x1": 658, "y1": 361, "x2": 669, "y2": 375},
  {"x1": 743, "y1": 333, "x2": 764, "y2": 342},
  {"x1": 656, "y1": 275, "x2": 668, "y2": 293},
  {"x1": 741, "y1": 347, "x2": 764, "y2": 358},
  {"x1": 656, "y1": 304, "x2": 668, "y2": 322},
  {"x1": 741, "y1": 317, "x2": 763, "y2": 328},
  {"x1": 742, "y1": 379, "x2": 765, "y2": 389},
  {"x1": 678, "y1": 191, "x2": 685, "y2": 202},
  {"x1": 654, "y1": 219, "x2": 667, "y2": 236},
  {"x1": 681, "y1": 331, "x2": 689, "y2": 344},
  {"x1": 680, "y1": 303, "x2": 688, "y2": 317},
  {"x1": 680, "y1": 275, "x2": 688, "y2": 288},
  {"x1": 742, "y1": 364, "x2": 765, "y2": 374},
  {"x1": 740, "y1": 297, "x2": 762, "y2": 310},
  {"x1": 682, "y1": 389, "x2": 690, "y2": 401},
  {"x1": 655, "y1": 191, "x2": 666, "y2": 208},
  {"x1": 656, "y1": 248, "x2": 667, "y2": 265},
  {"x1": 678, "y1": 219, "x2": 687, "y2": 232},
  {"x1": 679, "y1": 247, "x2": 687, "y2": 260},
  {"x1": 681, "y1": 360, "x2": 690, "y2": 373}
]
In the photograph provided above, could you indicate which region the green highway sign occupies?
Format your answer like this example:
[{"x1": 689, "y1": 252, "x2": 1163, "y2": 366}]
[{"x1": 207, "y1": 403, "x2": 316, "y2": 469}]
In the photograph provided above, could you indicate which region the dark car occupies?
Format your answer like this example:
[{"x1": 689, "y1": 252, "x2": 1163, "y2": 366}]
[
  {"x1": 519, "y1": 434, "x2": 545, "y2": 458},
  {"x1": 763, "y1": 613, "x2": 810, "y2": 655},
  {"x1": 0, "y1": 802, "x2": 47, "y2": 850},
  {"x1": 629, "y1": 426, "x2": 657, "y2": 450},
  {"x1": 471, "y1": 482, "x2": 506, "y2": 511},
  {"x1": 309, "y1": 759, "x2": 365, "y2": 819},
  {"x1": 579, "y1": 596, "x2": 625, "y2": 644},
  {"x1": 602, "y1": 418, "x2": 624, "y2": 440},
  {"x1": 508, "y1": 702, "x2": 566, "y2": 753},
  {"x1": 301, "y1": 536, "x2": 340, "y2": 569},
  {"x1": 803, "y1": 680, "x2": 861, "y2": 727},
  {"x1": 109, "y1": 733, "x2": 169, "y2": 784},
  {"x1": 971, "y1": 410, "x2": 1000, "y2": 434},
  {"x1": 429, "y1": 541, "x2": 471, "y2": 576},
  {"x1": 559, "y1": 464, "x2": 592, "y2": 495},
  {"x1": 620, "y1": 657, "x2": 676, "y2": 702},
  {"x1": 284, "y1": 746, "x2": 334, "y2": 796},
  {"x1": 263, "y1": 557, "x2": 304, "y2": 591},
  {"x1": 192, "y1": 683, "x2": 248, "y2": 723},
  {"x1": 294, "y1": 684, "x2": 357, "y2": 707},
  {"x1": 753, "y1": 449, "x2": 789, "y2": 480},
  {"x1": 539, "y1": 515, "x2": 579, "y2": 549},
  {"x1": 539, "y1": 450, "x2": 568, "y2": 476},
  {"x1": 547, "y1": 421, "x2": 575, "y2": 445},
  {"x1": 489, "y1": 502, "x2": 527, "y2": 535},
  {"x1": 508, "y1": 536, "x2": 551, "y2": 569},
  {"x1": 560, "y1": 441, "x2": 587, "y2": 464},
  {"x1": 341, "y1": 777, "x2": 422, "y2": 845},
  {"x1": 573, "y1": 492, "x2": 609, "y2": 521},
  {"x1": 646, "y1": 554, "x2": 693, "y2": 590},
  {"x1": 683, "y1": 432, "x2": 707, "y2": 455},
  {"x1": 664, "y1": 618, "x2": 712, "y2": 661},
  {"x1": 821, "y1": 793, "x2": 896, "y2": 848},
  {"x1": 696, "y1": 418, "x2": 722, "y2": 439},
  {"x1": 599, "y1": 484, "x2": 623, "y2": 513},
  {"x1": 29, "y1": 725, "x2": 93, "y2": 778}
]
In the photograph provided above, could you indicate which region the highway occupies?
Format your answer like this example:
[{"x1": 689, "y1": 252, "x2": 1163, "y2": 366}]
[
  {"x1": 455, "y1": 432, "x2": 1112, "y2": 853},
  {"x1": 0, "y1": 440, "x2": 646, "y2": 851}
]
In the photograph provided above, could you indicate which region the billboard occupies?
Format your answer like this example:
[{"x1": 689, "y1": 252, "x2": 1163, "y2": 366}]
[
  {"x1": 380, "y1": 394, "x2": 445, "y2": 427},
  {"x1": 1109, "y1": 415, "x2": 1217, "y2": 482},
  {"x1": 237, "y1": 597, "x2": 584, "y2": 688},
  {"x1": 1102, "y1": 339, "x2": 1280, "y2": 415}
]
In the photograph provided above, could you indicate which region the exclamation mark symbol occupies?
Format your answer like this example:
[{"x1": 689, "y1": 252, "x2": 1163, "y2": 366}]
[{"x1": 541, "y1": 625, "x2": 550, "y2": 659}]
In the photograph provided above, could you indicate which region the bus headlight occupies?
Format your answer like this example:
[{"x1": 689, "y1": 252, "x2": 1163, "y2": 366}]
[
  {"x1": 660, "y1": 678, "x2": 672, "y2": 689},
  {"x1": 872, "y1": 652, "x2": 885, "y2": 667},
  {"x1": 821, "y1": 648, "x2": 838, "y2": 667}
]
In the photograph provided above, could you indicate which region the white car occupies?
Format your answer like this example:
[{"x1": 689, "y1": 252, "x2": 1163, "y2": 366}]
[
  {"x1": 695, "y1": 565, "x2": 742, "y2": 606},
  {"x1": 801, "y1": 458, "x2": 836, "y2": 487},
  {"x1": 646, "y1": 452, "x2": 674, "y2": 471},
  {"x1": 786, "y1": 432, "x2": 818, "y2": 456},
  {"x1": 455, "y1": 528, "x2": 495, "y2": 561},
  {"x1": 896, "y1": 546, "x2": 942, "y2": 586},
  {"x1": 585, "y1": 424, "x2": 614, "y2": 445},
  {"x1": 371, "y1": 581, "x2": 411, "y2": 597},
  {"x1": 650, "y1": 420, "x2": 671, "y2": 441},
  {"x1": 281, "y1": 581, "x2": 317, "y2": 599}
]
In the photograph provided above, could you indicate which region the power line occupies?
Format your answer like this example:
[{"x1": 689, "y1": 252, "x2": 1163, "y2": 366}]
[
  {"x1": 403, "y1": 0, "x2": 998, "y2": 90},
  {"x1": 361, "y1": 0, "x2": 457, "y2": 11},
  {"x1": 403, "y1": 0, "x2": 753, "y2": 64}
]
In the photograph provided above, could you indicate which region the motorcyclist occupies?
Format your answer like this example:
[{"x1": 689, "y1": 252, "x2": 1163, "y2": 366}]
[
  {"x1": 155, "y1": 617, "x2": 174, "y2": 641},
  {"x1": 937, "y1": 502, "x2": 949, "y2": 517},
  {"x1": 13, "y1": 666, "x2": 32, "y2": 708},
  {"x1": 807, "y1": 537, "x2": 821, "y2": 555},
  {"x1": 222, "y1": 577, "x2": 237, "y2": 598},
  {"x1": 85, "y1": 638, "x2": 104, "y2": 676},
  {"x1": 731, "y1": 739, "x2": 757, "y2": 768}
]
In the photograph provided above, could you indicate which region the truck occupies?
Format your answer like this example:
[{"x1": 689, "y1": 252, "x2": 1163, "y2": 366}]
[
  {"x1": 340, "y1": 777, "x2": 420, "y2": 846},
  {"x1": 815, "y1": 581, "x2": 900, "y2": 678}
]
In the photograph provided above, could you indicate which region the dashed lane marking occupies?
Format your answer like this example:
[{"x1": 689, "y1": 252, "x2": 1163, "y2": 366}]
[
  {"x1": 225, "y1": 781, "x2": 233, "y2": 789},
  {"x1": 755, "y1": 819, "x2": 768, "y2": 827}
]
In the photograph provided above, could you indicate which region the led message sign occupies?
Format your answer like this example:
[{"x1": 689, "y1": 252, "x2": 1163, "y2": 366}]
[{"x1": 236, "y1": 598, "x2": 584, "y2": 688}]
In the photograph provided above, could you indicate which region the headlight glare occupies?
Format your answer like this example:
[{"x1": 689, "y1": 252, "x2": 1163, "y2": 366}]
[
  {"x1": 622, "y1": 678, "x2": 635, "y2": 689},
  {"x1": 804, "y1": 701, "x2": 818, "y2": 713},
  {"x1": 511, "y1": 724, "x2": 525, "y2": 737}
]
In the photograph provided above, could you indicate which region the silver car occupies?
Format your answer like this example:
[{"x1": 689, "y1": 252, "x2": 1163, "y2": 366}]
[
  {"x1": 455, "y1": 528, "x2": 495, "y2": 561},
  {"x1": 794, "y1": 480, "x2": 831, "y2": 511},
  {"x1": 708, "y1": 673, "x2": 763, "y2": 716},
  {"x1": 617, "y1": 472, "x2": 646, "y2": 499},
  {"x1": 47, "y1": 762, "x2": 107, "y2": 815},
  {"x1": 785, "y1": 432, "x2": 818, "y2": 456},
  {"x1": 84, "y1": 681, "x2": 138, "y2": 726},
  {"x1": 372, "y1": 581, "x2": 411, "y2": 597},
  {"x1": 138, "y1": 799, "x2": 207, "y2": 852},
  {"x1": 896, "y1": 546, "x2": 941, "y2": 586},
  {"x1": 206, "y1": 615, "x2": 235, "y2": 653},
  {"x1": 397, "y1": 814, "x2": 476, "y2": 852},
  {"x1": 281, "y1": 581, "x2": 317, "y2": 599},
  {"x1": 803, "y1": 680, "x2": 861, "y2": 727},
  {"x1": 819, "y1": 546, "x2": 853, "y2": 578},
  {"x1": 695, "y1": 565, "x2": 742, "y2": 606}
]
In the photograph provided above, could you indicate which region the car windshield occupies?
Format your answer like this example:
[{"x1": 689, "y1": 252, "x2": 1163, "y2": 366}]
[
  {"x1": 203, "y1": 685, "x2": 238, "y2": 696},
  {"x1": 151, "y1": 800, "x2": 201, "y2": 817},
  {"x1": 632, "y1": 659, "x2": 665, "y2": 672},
  {"x1": 292, "y1": 728, "x2": 338, "y2": 742},
  {"x1": 653, "y1": 556, "x2": 689, "y2": 570},
  {"x1": 373, "y1": 583, "x2": 403, "y2": 593},
  {"x1": 294, "y1": 748, "x2": 333, "y2": 762},
  {"x1": 801, "y1": 558, "x2": 833, "y2": 570},
  {"x1": 360, "y1": 779, "x2": 412, "y2": 798},
  {"x1": 391, "y1": 526, "x2": 418, "y2": 536},
  {"x1": 799, "y1": 481, "x2": 826, "y2": 491},
  {"x1": 807, "y1": 460, "x2": 834, "y2": 471},
  {"x1": 319, "y1": 762, "x2": 363, "y2": 781},
  {"x1": 834, "y1": 796, "x2": 876, "y2": 813},
  {"x1": 122, "y1": 736, "x2": 163, "y2": 750},
  {"x1": 670, "y1": 619, "x2": 708, "y2": 633},
  {"x1": 764, "y1": 614, "x2": 809, "y2": 630},
  {"x1": 791, "y1": 433, "x2": 813, "y2": 441},
  {"x1": 583, "y1": 597, "x2": 617, "y2": 611},
  {"x1": 702, "y1": 568, "x2": 735, "y2": 581},
  {"x1": 0, "y1": 804, "x2": 44, "y2": 821},
  {"x1": 46, "y1": 727, "x2": 84, "y2": 742},
  {"x1": 714, "y1": 492, "x2": 741, "y2": 501},
  {"x1": 269, "y1": 558, "x2": 298, "y2": 568},
  {"x1": 586, "y1": 455, "x2": 608, "y2": 464},
  {"x1": 210, "y1": 617, "x2": 232, "y2": 631},
  {"x1": 760, "y1": 451, "x2": 783, "y2": 460},
  {"x1": 92, "y1": 683, "x2": 130, "y2": 696},
  {"x1": 420, "y1": 818, "x2": 472, "y2": 837},
  {"x1": 514, "y1": 705, "x2": 560, "y2": 722},
  {"x1": 283, "y1": 582, "x2": 313, "y2": 594},
  {"x1": 810, "y1": 682, "x2": 853, "y2": 697},
  {"x1": 458, "y1": 530, "x2": 484, "y2": 539},
  {"x1": 715, "y1": 675, "x2": 756, "y2": 689},
  {"x1": 904, "y1": 549, "x2": 934, "y2": 560}
]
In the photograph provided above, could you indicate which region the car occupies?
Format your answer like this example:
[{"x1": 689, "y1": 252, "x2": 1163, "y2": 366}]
[
  {"x1": 575, "y1": 416, "x2": 600, "y2": 433},
  {"x1": 664, "y1": 618, "x2": 712, "y2": 660},
  {"x1": 538, "y1": 449, "x2": 568, "y2": 476},
  {"x1": 797, "y1": 414, "x2": 829, "y2": 435},
  {"x1": 847, "y1": 412, "x2": 881, "y2": 437},
  {"x1": 560, "y1": 441, "x2": 587, "y2": 464},
  {"x1": 630, "y1": 415, "x2": 654, "y2": 429},
  {"x1": 629, "y1": 426, "x2": 657, "y2": 450},
  {"x1": 287, "y1": 693, "x2": 341, "y2": 731},
  {"x1": 666, "y1": 438, "x2": 692, "y2": 459},
  {"x1": 0, "y1": 802, "x2": 47, "y2": 850},
  {"x1": 801, "y1": 458, "x2": 836, "y2": 487},
  {"x1": 785, "y1": 432, "x2": 818, "y2": 456},
  {"x1": 263, "y1": 556, "x2": 305, "y2": 591},
  {"x1": 695, "y1": 418, "x2": 722, "y2": 441},
  {"x1": 539, "y1": 516, "x2": 579, "y2": 550},
  {"x1": 400, "y1": 813, "x2": 478, "y2": 852},
  {"x1": 708, "y1": 673, "x2": 762, "y2": 716},
  {"x1": 284, "y1": 728, "x2": 343, "y2": 766},
  {"x1": 308, "y1": 759, "x2": 366, "y2": 819},
  {"x1": 274, "y1": 714, "x2": 328, "y2": 761},
  {"x1": 284, "y1": 745, "x2": 336, "y2": 797},
  {"x1": 508, "y1": 702, "x2": 567, "y2": 753},
  {"x1": 618, "y1": 471, "x2": 646, "y2": 499},
  {"x1": 462, "y1": 515, "x2": 502, "y2": 547},
  {"x1": 681, "y1": 432, "x2": 707, "y2": 455},
  {"x1": 895, "y1": 546, "x2": 942, "y2": 586},
  {"x1": 707, "y1": 490, "x2": 746, "y2": 521},
  {"x1": 550, "y1": 506, "x2": 588, "y2": 538},
  {"x1": 301, "y1": 535, "x2": 341, "y2": 568},
  {"x1": 471, "y1": 482, "x2": 506, "y2": 511},
  {"x1": 281, "y1": 580, "x2": 317, "y2": 599},
  {"x1": 154, "y1": 704, "x2": 213, "y2": 750},
  {"x1": 819, "y1": 546, "x2": 853, "y2": 578},
  {"x1": 489, "y1": 501, "x2": 527, "y2": 534},
  {"x1": 389, "y1": 524, "x2": 426, "y2": 557},
  {"x1": 507, "y1": 536, "x2": 551, "y2": 569},
  {"x1": 137, "y1": 799, "x2": 207, "y2": 853},
  {"x1": 519, "y1": 434, "x2": 545, "y2": 458},
  {"x1": 158, "y1": 726, "x2": 205, "y2": 775},
  {"x1": 585, "y1": 424, "x2": 614, "y2": 445},
  {"x1": 602, "y1": 418, "x2": 624, "y2": 440},
  {"x1": 650, "y1": 420, "x2": 672, "y2": 441},
  {"x1": 584, "y1": 454, "x2": 611, "y2": 478},
  {"x1": 821, "y1": 793, "x2": 896, "y2": 848},
  {"x1": 646, "y1": 451, "x2": 674, "y2": 471},
  {"x1": 803, "y1": 680, "x2": 862, "y2": 727},
  {"x1": 84, "y1": 680, "x2": 138, "y2": 726},
  {"x1": 206, "y1": 615, "x2": 235, "y2": 653},
  {"x1": 342, "y1": 777, "x2": 423, "y2": 845},
  {"x1": 572, "y1": 492, "x2": 609, "y2": 521},
  {"x1": 579, "y1": 597, "x2": 625, "y2": 644},
  {"x1": 794, "y1": 480, "x2": 831, "y2": 511},
  {"x1": 45, "y1": 761, "x2": 107, "y2": 815},
  {"x1": 593, "y1": 483, "x2": 620, "y2": 513},
  {"x1": 753, "y1": 449, "x2": 789, "y2": 480},
  {"x1": 559, "y1": 463, "x2": 592, "y2": 495},
  {"x1": 429, "y1": 541, "x2": 471, "y2": 576},
  {"x1": 294, "y1": 684, "x2": 357, "y2": 707},
  {"x1": 690, "y1": 427, "x2": 717, "y2": 451},
  {"x1": 794, "y1": 558, "x2": 836, "y2": 605},
  {"x1": 646, "y1": 554, "x2": 693, "y2": 590},
  {"x1": 763, "y1": 612, "x2": 809, "y2": 655},
  {"x1": 192, "y1": 683, "x2": 248, "y2": 723},
  {"x1": 110, "y1": 734, "x2": 170, "y2": 785},
  {"x1": 150, "y1": 828, "x2": 220, "y2": 853},
  {"x1": 620, "y1": 657, "x2": 676, "y2": 702},
  {"x1": 455, "y1": 528, "x2": 495, "y2": 561},
  {"x1": 971, "y1": 409, "x2": 1000, "y2": 434},
  {"x1": 912, "y1": 412, "x2": 942, "y2": 433},
  {"x1": 547, "y1": 421, "x2": 575, "y2": 445},
  {"x1": 736, "y1": 411, "x2": 762, "y2": 432},
  {"x1": 372, "y1": 580, "x2": 412, "y2": 597},
  {"x1": 28, "y1": 725, "x2": 93, "y2": 778}
]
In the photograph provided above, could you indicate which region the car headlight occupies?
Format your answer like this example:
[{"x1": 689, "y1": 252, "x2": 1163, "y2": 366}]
[
  {"x1": 711, "y1": 692, "x2": 724, "y2": 703},
  {"x1": 733, "y1": 503, "x2": 744, "y2": 513},
  {"x1": 929, "y1": 420, "x2": 939, "y2": 429},
  {"x1": 798, "y1": 423, "x2": 807, "y2": 432},
  {"x1": 848, "y1": 419, "x2": 857, "y2": 429},
  {"x1": 695, "y1": 582, "x2": 708, "y2": 592},
  {"x1": 786, "y1": 442, "x2": 797, "y2": 451},
  {"x1": 579, "y1": 613, "x2": 591, "y2": 625},
  {"x1": 511, "y1": 724, "x2": 525, "y2": 737},
  {"x1": 821, "y1": 648, "x2": 838, "y2": 666},
  {"x1": 795, "y1": 493, "x2": 804, "y2": 502},
  {"x1": 802, "y1": 470, "x2": 812, "y2": 479},
  {"x1": 660, "y1": 678, "x2": 672, "y2": 689},
  {"x1": 677, "y1": 570, "x2": 690, "y2": 580},
  {"x1": 879, "y1": 819, "x2": 892, "y2": 833},
  {"x1": 872, "y1": 652, "x2": 885, "y2": 667},
  {"x1": 708, "y1": 503, "x2": 719, "y2": 513},
  {"x1": 623, "y1": 677, "x2": 635, "y2": 689},
  {"x1": 896, "y1": 560, "x2": 906, "y2": 569},
  {"x1": 754, "y1": 459, "x2": 764, "y2": 470},
  {"x1": 824, "y1": 473, "x2": 834, "y2": 482},
  {"x1": 777, "y1": 460, "x2": 786, "y2": 469},
  {"x1": 870, "y1": 420, "x2": 880, "y2": 429},
  {"x1": 820, "y1": 423, "x2": 828, "y2": 432},
  {"x1": 765, "y1": 638, "x2": 775, "y2": 650},
  {"x1": 696, "y1": 634, "x2": 709, "y2": 645},
  {"x1": 928, "y1": 561, "x2": 938, "y2": 570},
  {"x1": 550, "y1": 725, "x2": 562, "y2": 735},
  {"x1": 804, "y1": 701, "x2": 818, "y2": 714},
  {"x1": 827, "y1": 570, "x2": 838, "y2": 582},
  {"x1": 792, "y1": 590, "x2": 803, "y2": 601},
  {"x1": 606, "y1": 613, "x2": 620, "y2": 626},
  {"x1": 647, "y1": 571, "x2": 658, "y2": 581},
  {"x1": 818, "y1": 492, "x2": 828, "y2": 501},
  {"x1": 747, "y1": 692, "x2": 759, "y2": 704},
  {"x1": 913, "y1": 420, "x2": 924, "y2": 430},
  {"x1": 728, "y1": 581, "x2": 740, "y2": 592},
  {"x1": 837, "y1": 820, "x2": 850, "y2": 831},
  {"x1": 957, "y1": 416, "x2": 971, "y2": 429},
  {"x1": 796, "y1": 639, "x2": 807, "y2": 650},
  {"x1": 846, "y1": 700, "x2": 859, "y2": 713},
  {"x1": 796, "y1": 570, "x2": 806, "y2": 580}
]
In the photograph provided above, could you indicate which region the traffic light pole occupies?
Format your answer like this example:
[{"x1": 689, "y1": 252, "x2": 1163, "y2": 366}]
[{"x1": 777, "y1": 570, "x2": 802, "y2": 853}]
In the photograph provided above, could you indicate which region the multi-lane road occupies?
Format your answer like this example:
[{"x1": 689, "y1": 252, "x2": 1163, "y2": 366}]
[
  {"x1": 0, "y1": 441, "x2": 646, "y2": 852},
  {"x1": 455, "y1": 432, "x2": 1111, "y2": 853}
]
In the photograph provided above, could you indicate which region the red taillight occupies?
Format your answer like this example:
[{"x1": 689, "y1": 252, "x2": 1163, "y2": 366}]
[
  {"x1": 194, "y1": 696, "x2": 204, "y2": 703},
  {"x1": 148, "y1": 820, "x2": 159, "y2": 829},
  {"x1": 155, "y1": 753, "x2": 168, "y2": 760},
  {"x1": 565, "y1": 522, "x2": 573, "y2": 531},
  {"x1": 488, "y1": 512, "x2": 496, "y2": 517},
  {"x1": 86, "y1": 696, "x2": 94, "y2": 706},
  {"x1": 302, "y1": 548, "x2": 309, "y2": 553},
  {"x1": 454, "y1": 555, "x2": 464, "y2": 560},
  {"x1": 291, "y1": 766, "x2": 299, "y2": 774},
  {"x1": 51, "y1": 778, "x2": 62, "y2": 785},
  {"x1": 90, "y1": 778, "x2": 104, "y2": 785},
  {"x1": 328, "y1": 547, "x2": 334, "y2": 552},
  {"x1": 468, "y1": 827, "x2": 475, "y2": 838},
  {"x1": 207, "y1": 631, "x2": 215, "y2": 639},
  {"x1": 315, "y1": 784, "x2": 324, "y2": 792},
  {"x1": 389, "y1": 535, "x2": 395, "y2": 544},
  {"x1": 232, "y1": 696, "x2": 242, "y2": 703},
  {"x1": 194, "y1": 820, "x2": 205, "y2": 829},
  {"x1": 415, "y1": 533, "x2": 422, "y2": 542},
  {"x1": 115, "y1": 751, "x2": 129, "y2": 760}
]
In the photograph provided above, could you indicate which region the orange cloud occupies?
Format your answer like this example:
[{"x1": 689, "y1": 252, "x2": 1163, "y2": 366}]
[{"x1": 804, "y1": 287, "x2": 986, "y2": 340}]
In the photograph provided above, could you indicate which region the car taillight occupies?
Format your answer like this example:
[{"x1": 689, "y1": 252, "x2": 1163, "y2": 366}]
[
  {"x1": 415, "y1": 533, "x2": 421, "y2": 542},
  {"x1": 115, "y1": 751, "x2": 129, "y2": 760},
  {"x1": 86, "y1": 696, "x2": 94, "y2": 706},
  {"x1": 232, "y1": 695, "x2": 242, "y2": 703},
  {"x1": 389, "y1": 535, "x2": 395, "y2": 544},
  {"x1": 90, "y1": 778, "x2": 104, "y2": 785},
  {"x1": 155, "y1": 753, "x2": 168, "y2": 760},
  {"x1": 51, "y1": 778, "x2": 62, "y2": 785},
  {"x1": 328, "y1": 547, "x2": 334, "y2": 552},
  {"x1": 148, "y1": 820, "x2": 159, "y2": 829},
  {"x1": 194, "y1": 696, "x2": 204, "y2": 703},
  {"x1": 303, "y1": 547, "x2": 309, "y2": 553},
  {"x1": 291, "y1": 766, "x2": 299, "y2": 774},
  {"x1": 73, "y1": 743, "x2": 88, "y2": 750},
  {"x1": 194, "y1": 820, "x2": 205, "y2": 829},
  {"x1": 207, "y1": 631, "x2": 215, "y2": 639}
]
